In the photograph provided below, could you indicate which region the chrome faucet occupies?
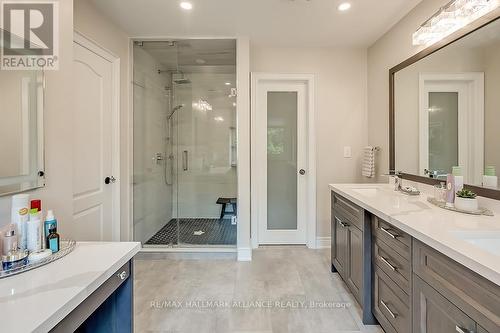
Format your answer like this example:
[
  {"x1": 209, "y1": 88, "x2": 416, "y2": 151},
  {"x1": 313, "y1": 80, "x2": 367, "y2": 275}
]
[
  {"x1": 388, "y1": 171, "x2": 421, "y2": 196},
  {"x1": 393, "y1": 171, "x2": 402, "y2": 192}
]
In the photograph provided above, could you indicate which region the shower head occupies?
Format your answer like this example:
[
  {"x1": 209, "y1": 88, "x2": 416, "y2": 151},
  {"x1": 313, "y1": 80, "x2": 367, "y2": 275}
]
[
  {"x1": 158, "y1": 70, "x2": 191, "y2": 84},
  {"x1": 173, "y1": 78, "x2": 191, "y2": 84},
  {"x1": 167, "y1": 104, "x2": 184, "y2": 120},
  {"x1": 172, "y1": 72, "x2": 191, "y2": 85}
]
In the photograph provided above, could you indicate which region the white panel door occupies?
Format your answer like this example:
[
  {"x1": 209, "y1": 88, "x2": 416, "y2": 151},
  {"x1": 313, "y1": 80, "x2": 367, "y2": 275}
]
[
  {"x1": 71, "y1": 39, "x2": 117, "y2": 241},
  {"x1": 256, "y1": 82, "x2": 308, "y2": 244}
]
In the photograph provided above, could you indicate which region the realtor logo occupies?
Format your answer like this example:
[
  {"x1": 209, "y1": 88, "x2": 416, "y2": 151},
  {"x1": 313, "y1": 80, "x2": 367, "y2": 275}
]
[{"x1": 1, "y1": 1, "x2": 59, "y2": 70}]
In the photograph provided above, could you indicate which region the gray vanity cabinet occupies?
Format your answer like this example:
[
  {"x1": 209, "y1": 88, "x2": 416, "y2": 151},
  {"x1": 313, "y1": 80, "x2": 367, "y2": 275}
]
[
  {"x1": 413, "y1": 240, "x2": 500, "y2": 333},
  {"x1": 331, "y1": 193, "x2": 365, "y2": 306},
  {"x1": 372, "y1": 216, "x2": 412, "y2": 333}
]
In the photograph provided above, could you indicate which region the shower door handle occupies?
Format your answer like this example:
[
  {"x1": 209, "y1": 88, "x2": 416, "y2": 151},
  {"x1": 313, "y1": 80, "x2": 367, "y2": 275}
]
[{"x1": 183, "y1": 150, "x2": 188, "y2": 171}]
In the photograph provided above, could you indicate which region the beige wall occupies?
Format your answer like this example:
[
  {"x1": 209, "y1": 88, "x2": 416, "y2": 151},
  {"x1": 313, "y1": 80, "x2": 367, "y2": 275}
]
[
  {"x1": 0, "y1": 0, "x2": 74, "y2": 231},
  {"x1": 74, "y1": 0, "x2": 131, "y2": 240},
  {"x1": 367, "y1": 0, "x2": 450, "y2": 181},
  {"x1": 251, "y1": 46, "x2": 368, "y2": 237}
]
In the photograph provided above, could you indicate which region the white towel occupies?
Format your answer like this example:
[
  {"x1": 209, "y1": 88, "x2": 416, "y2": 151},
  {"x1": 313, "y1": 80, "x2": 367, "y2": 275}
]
[{"x1": 362, "y1": 146, "x2": 376, "y2": 178}]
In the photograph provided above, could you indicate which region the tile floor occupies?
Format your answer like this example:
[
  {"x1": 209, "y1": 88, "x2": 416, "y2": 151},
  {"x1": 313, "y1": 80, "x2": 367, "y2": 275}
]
[{"x1": 134, "y1": 246, "x2": 383, "y2": 333}]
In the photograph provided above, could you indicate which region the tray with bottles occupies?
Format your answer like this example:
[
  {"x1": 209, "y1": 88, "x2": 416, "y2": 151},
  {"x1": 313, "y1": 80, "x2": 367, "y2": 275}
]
[{"x1": 0, "y1": 240, "x2": 76, "y2": 279}]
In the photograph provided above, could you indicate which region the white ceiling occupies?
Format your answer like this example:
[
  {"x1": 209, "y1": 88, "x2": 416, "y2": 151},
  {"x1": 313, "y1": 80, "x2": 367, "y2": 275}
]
[{"x1": 90, "y1": 0, "x2": 422, "y2": 47}]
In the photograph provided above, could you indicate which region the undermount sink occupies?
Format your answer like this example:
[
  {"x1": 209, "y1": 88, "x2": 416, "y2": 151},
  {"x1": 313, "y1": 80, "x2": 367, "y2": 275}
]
[
  {"x1": 351, "y1": 187, "x2": 381, "y2": 197},
  {"x1": 452, "y1": 231, "x2": 500, "y2": 256}
]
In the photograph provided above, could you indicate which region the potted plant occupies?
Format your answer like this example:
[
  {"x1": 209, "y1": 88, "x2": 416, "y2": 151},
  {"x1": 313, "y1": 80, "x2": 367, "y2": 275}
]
[{"x1": 455, "y1": 189, "x2": 479, "y2": 212}]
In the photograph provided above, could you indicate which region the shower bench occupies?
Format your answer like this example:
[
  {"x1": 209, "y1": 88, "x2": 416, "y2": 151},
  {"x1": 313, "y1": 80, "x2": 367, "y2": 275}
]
[{"x1": 216, "y1": 197, "x2": 237, "y2": 219}]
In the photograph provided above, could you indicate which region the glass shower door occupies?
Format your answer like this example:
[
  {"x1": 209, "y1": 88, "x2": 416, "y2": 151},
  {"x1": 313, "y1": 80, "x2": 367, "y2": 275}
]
[{"x1": 173, "y1": 69, "x2": 237, "y2": 246}]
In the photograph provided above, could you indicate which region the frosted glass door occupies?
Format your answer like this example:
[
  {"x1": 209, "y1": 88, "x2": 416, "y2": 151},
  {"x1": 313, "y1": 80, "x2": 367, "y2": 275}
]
[
  {"x1": 256, "y1": 81, "x2": 308, "y2": 245},
  {"x1": 267, "y1": 92, "x2": 298, "y2": 230}
]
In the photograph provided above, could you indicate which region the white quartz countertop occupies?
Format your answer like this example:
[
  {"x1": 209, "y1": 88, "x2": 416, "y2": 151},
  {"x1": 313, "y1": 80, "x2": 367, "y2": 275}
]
[
  {"x1": 0, "y1": 241, "x2": 141, "y2": 333},
  {"x1": 330, "y1": 183, "x2": 500, "y2": 286}
]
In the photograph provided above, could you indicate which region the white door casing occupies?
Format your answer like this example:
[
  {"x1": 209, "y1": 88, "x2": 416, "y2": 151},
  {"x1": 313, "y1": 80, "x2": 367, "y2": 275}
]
[
  {"x1": 251, "y1": 73, "x2": 316, "y2": 248},
  {"x1": 419, "y1": 73, "x2": 484, "y2": 185},
  {"x1": 72, "y1": 32, "x2": 120, "y2": 241}
]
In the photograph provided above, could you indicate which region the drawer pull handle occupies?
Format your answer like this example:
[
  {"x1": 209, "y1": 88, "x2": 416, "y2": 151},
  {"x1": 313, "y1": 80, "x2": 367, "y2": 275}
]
[
  {"x1": 380, "y1": 300, "x2": 398, "y2": 319},
  {"x1": 379, "y1": 256, "x2": 397, "y2": 271},
  {"x1": 117, "y1": 271, "x2": 127, "y2": 280},
  {"x1": 455, "y1": 326, "x2": 473, "y2": 333},
  {"x1": 335, "y1": 216, "x2": 349, "y2": 228},
  {"x1": 379, "y1": 227, "x2": 399, "y2": 239}
]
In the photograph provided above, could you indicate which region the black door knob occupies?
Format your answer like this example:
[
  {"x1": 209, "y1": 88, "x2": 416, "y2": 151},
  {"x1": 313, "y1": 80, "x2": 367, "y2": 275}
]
[
  {"x1": 104, "y1": 176, "x2": 116, "y2": 184},
  {"x1": 299, "y1": 169, "x2": 306, "y2": 175}
]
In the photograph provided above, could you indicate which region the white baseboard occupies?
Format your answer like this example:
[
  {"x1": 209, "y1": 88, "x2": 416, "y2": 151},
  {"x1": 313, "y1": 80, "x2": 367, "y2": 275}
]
[
  {"x1": 316, "y1": 237, "x2": 331, "y2": 249},
  {"x1": 237, "y1": 247, "x2": 252, "y2": 261}
]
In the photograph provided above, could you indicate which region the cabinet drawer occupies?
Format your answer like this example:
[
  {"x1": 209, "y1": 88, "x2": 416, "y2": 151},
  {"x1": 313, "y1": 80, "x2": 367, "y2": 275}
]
[
  {"x1": 413, "y1": 240, "x2": 500, "y2": 333},
  {"x1": 374, "y1": 238, "x2": 411, "y2": 293},
  {"x1": 413, "y1": 275, "x2": 476, "y2": 333},
  {"x1": 373, "y1": 216, "x2": 411, "y2": 260},
  {"x1": 332, "y1": 193, "x2": 363, "y2": 230},
  {"x1": 374, "y1": 266, "x2": 411, "y2": 333}
]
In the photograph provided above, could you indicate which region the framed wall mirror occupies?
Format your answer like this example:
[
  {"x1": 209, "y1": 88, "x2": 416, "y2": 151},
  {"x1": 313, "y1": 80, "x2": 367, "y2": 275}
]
[
  {"x1": 390, "y1": 8, "x2": 500, "y2": 200},
  {"x1": 0, "y1": 29, "x2": 45, "y2": 196}
]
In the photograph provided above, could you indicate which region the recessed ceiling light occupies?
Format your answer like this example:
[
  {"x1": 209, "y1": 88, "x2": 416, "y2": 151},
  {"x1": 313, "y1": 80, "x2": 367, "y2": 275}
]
[
  {"x1": 195, "y1": 58, "x2": 206, "y2": 64},
  {"x1": 337, "y1": 2, "x2": 351, "y2": 11},
  {"x1": 225, "y1": 82, "x2": 231, "y2": 86},
  {"x1": 180, "y1": 2, "x2": 193, "y2": 10}
]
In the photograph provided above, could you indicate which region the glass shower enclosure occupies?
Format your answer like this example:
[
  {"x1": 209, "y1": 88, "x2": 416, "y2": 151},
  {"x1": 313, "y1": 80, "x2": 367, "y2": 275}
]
[{"x1": 132, "y1": 39, "x2": 237, "y2": 248}]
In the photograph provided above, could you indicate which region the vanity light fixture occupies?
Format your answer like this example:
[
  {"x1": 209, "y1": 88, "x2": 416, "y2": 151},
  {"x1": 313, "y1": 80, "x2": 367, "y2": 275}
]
[
  {"x1": 337, "y1": 2, "x2": 352, "y2": 11},
  {"x1": 180, "y1": 2, "x2": 193, "y2": 10},
  {"x1": 413, "y1": 0, "x2": 500, "y2": 46}
]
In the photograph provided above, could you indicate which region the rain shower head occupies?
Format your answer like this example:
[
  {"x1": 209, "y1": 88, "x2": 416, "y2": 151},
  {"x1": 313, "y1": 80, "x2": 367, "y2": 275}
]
[
  {"x1": 173, "y1": 78, "x2": 191, "y2": 84},
  {"x1": 158, "y1": 70, "x2": 191, "y2": 84},
  {"x1": 172, "y1": 73, "x2": 191, "y2": 85}
]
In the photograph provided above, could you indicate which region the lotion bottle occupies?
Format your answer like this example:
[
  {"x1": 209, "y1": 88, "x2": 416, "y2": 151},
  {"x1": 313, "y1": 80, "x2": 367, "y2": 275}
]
[
  {"x1": 44, "y1": 210, "x2": 57, "y2": 241},
  {"x1": 11, "y1": 194, "x2": 30, "y2": 250},
  {"x1": 27, "y1": 209, "x2": 42, "y2": 252}
]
